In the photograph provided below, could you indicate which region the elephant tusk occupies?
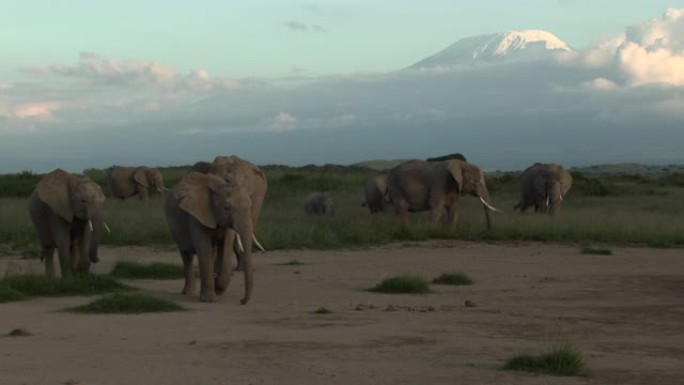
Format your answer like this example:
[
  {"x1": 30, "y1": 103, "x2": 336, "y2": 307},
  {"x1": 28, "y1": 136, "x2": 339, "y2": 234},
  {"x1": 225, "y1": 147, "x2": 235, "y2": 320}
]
[
  {"x1": 252, "y1": 234, "x2": 266, "y2": 252},
  {"x1": 103, "y1": 222, "x2": 111, "y2": 234},
  {"x1": 479, "y1": 197, "x2": 504, "y2": 213},
  {"x1": 88, "y1": 220, "x2": 93, "y2": 231},
  {"x1": 235, "y1": 234, "x2": 245, "y2": 254},
  {"x1": 559, "y1": 193, "x2": 563, "y2": 202},
  {"x1": 546, "y1": 196, "x2": 550, "y2": 207}
]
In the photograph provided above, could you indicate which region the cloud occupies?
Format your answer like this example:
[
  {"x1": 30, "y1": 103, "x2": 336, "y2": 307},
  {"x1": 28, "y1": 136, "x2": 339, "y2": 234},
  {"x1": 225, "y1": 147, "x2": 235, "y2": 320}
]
[
  {"x1": 22, "y1": 52, "x2": 239, "y2": 92},
  {"x1": 580, "y1": 8, "x2": 684, "y2": 86},
  {"x1": 266, "y1": 112, "x2": 299, "y2": 132},
  {"x1": 283, "y1": 20, "x2": 327, "y2": 33}
]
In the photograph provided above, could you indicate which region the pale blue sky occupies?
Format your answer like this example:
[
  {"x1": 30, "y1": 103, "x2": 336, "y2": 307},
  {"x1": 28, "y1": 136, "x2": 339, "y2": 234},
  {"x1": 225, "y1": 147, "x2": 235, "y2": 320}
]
[{"x1": 1, "y1": 0, "x2": 681, "y2": 78}]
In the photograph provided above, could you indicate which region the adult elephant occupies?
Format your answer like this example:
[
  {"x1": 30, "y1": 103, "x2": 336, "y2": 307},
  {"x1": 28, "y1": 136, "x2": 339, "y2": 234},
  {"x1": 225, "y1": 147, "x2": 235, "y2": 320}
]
[
  {"x1": 165, "y1": 172, "x2": 255, "y2": 304},
  {"x1": 514, "y1": 162, "x2": 572, "y2": 215},
  {"x1": 207, "y1": 155, "x2": 267, "y2": 269},
  {"x1": 387, "y1": 159, "x2": 501, "y2": 228},
  {"x1": 304, "y1": 192, "x2": 335, "y2": 216},
  {"x1": 106, "y1": 166, "x2": 166, "y2": 200},
  {"x1": 28, "y1": 169, "x2": 107, "y2": 277},
  {"x1": 362, "y1": 174, "x2": 389, "y2": 214}
]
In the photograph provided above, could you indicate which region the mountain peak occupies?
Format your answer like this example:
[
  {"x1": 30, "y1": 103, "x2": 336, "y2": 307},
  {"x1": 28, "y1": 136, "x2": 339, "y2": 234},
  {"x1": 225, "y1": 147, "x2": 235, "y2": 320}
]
[{"x1": 408, "y1": 30, "x2": 573, "y2": 69}]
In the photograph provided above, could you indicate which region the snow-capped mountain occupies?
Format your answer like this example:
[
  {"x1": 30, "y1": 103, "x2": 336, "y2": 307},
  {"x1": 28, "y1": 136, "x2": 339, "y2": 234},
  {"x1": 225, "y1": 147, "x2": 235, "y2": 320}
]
[{"x1": 408, "y1": 30, "x2": 573, "y2": 69}]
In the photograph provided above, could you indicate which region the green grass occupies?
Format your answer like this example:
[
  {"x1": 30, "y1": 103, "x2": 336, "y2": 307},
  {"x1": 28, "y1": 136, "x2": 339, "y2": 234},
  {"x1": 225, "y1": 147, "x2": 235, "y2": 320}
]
[
  {"x1": 0, "y1": 275, "x2": 129, "y2": 303},
  {"x1": 66, "y1": 292, "x2": 186, "y2": 314},
  {"x1": 370, "y1": 274, "x2": 432, "y2": 294},
  {"x1": 580, "y1": 246, "x2": 613, "y2": 255},
  {"x1": 504, "y1": 343, "x2": 587, "y2": 377},
  {"x1": 108, "y1": 261, "x2": 185, "y2": 279},
  {"x1": 432, "y1": 272, "x2": 474, "y2": 285},
  {"x1": 313, "y1": 307, "x2": 333, "y2": 314},
  {"x1": 8, "y1": 328, "x2": 32, "y2": 337}
]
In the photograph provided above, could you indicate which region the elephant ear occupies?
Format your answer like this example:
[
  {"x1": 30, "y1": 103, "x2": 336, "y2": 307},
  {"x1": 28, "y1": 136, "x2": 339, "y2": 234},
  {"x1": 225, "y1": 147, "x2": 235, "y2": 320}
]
[
  {"x1": 133, "y1": 167, "x2": 150, "y2": 187},
  {"x1": 36, "y1": 169, "x2": 74, "y2": 222},
  {"x1": 445, "y1": 160, "x2": 465, "y2": 195},
  {"x1": 175, "y1": 172, "x2": 226, "y2": 229}
]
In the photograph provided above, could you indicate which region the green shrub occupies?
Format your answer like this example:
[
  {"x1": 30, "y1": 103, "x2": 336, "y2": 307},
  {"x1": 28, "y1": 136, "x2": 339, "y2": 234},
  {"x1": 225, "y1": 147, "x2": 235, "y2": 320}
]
[
  {"x1": 67, "y1": 293, "x2": 185, "y2": 314},
  {"x1": 504, "y1": 343, "x2": 587, "y2": 376},
  {"x1": 432, "y1": 272, "x2": 473, "y2": 285},
  {"x1": 370, "y1": 274, "x2": 432, "y2": 294},
  {"x1": 109, "y1": 261, "x2": 185, "y2": 279},
  {"x1": 0, "y1": 275, "x2": 129, "y2": 302}
]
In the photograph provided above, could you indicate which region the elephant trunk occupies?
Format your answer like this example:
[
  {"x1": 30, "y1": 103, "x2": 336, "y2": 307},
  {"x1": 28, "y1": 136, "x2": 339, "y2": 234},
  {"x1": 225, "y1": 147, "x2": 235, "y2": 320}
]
[
  {"x1": 479, "y1": 189, "x2": 494, "y2": 230},
  {"x1": 547, "y1": 182, "x2": 562, "y2": 216},
  {"x1": 86, "y1": 207, "x2": 104, "y2": 263},
  {"x1": 236, "y1": 221, "x2": 254, "y2": 305}
]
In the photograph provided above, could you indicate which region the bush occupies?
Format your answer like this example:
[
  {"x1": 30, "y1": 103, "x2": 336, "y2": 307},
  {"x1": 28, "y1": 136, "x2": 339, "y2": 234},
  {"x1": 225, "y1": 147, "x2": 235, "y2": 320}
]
[
  {"x1": 67, "y1": 293, "x2": 185, "y2": 314},
  {"x1": 432, "y1": 272, "x2": 473, "y2": 285},
  {"x1": 0, "y1": 275, "x2": 129, "y2": 303},
  {"x1": 370, "y1": 274, "x2": 432, "y2": 294},
  {"x1": 504, "y1": 343, "x2": 587, "y2": 376}
]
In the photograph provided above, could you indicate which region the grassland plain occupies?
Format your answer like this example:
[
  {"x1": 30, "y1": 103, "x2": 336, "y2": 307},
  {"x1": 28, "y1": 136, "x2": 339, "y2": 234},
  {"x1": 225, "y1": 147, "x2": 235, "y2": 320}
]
[{"x1": 1, "y1": 165, "x2": 684, "y2": 256}]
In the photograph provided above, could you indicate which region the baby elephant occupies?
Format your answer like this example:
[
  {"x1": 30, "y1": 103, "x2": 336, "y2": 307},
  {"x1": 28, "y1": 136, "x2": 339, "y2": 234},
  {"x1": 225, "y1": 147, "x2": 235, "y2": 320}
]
[{"x1": 304, "y1": 192, "x2": 335, "y2": 216}]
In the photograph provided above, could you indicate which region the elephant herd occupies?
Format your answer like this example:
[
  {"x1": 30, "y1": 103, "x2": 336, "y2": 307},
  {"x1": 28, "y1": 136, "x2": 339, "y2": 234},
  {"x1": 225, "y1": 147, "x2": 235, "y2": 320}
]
[
  {"x1": 361, "y1": 159, "x2": 573, "y2": 224},
  {"x1": 26, "y1": 155, "x2": 571, "y2": 305}
]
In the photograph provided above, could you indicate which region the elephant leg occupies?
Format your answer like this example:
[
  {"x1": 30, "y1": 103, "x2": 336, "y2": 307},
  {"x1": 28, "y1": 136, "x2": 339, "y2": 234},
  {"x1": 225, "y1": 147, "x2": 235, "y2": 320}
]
[
  {"x1": 139, "y1": 187, "x2": 149, "y2": 201},
  {"x1": 394, "y1": 200, "x2": 410, "y2": 226},
  {"x1": 42, "y1": 246, "x2": 55, "y2": 277},
  {"x1": 190, "y1": 226, "x2": 217, "y2": 302},
  {"x1": 180, "y1": 251, "x2": 196, "y2": 295},
  {"x1": 70, "y1": 241, "x2": 83, "y2": 274},
  {"x1": 52, "y1": 223, "x2": 73, "y2": 277},
  {"x1": 215, "y1": 231, "x2": 234, "y2": 295}
]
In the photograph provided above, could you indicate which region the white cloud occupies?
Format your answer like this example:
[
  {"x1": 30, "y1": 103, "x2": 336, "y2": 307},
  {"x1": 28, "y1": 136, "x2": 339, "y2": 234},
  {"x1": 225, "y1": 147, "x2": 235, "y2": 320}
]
[
  {"x1": 266, "y1": 112, "x2": 299, "y2": 132},
  {"x1": 580, "y1": 77, "x2": 618, "y2": 91}
]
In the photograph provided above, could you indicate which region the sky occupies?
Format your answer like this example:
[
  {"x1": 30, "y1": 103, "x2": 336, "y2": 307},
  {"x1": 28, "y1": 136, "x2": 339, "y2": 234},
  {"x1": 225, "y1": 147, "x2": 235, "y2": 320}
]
[{"x1": 1, "y1": 1, "x2": 684, "y2": 172}]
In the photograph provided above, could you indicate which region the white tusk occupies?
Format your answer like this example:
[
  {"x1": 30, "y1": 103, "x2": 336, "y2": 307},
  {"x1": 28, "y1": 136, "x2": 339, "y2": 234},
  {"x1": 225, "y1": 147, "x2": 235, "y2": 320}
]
[
  {"x1": 157, "y1": 187, "x2": 163, "y2": 192},
  {"x1": 88, "y1": 220, "x2": 93, "y2": 231},
  {"x1": 103, "y1": 222, "x2": 111, "y2": 234},
  {"x1": 252, "y1": 234, "x2": 266, "y2": 252},
  {"x1": 235, "y1": 234, "x2": 245, "y2": 254},
  {"x1": 559, "y1": 193, "x2": 563, "y2": 202},
  {"x1": 546, "y1": 196, "x2": 550, "y2": 207},
  {"x1": 479, "y1": 197, "x2": 504, "y2": 213}
]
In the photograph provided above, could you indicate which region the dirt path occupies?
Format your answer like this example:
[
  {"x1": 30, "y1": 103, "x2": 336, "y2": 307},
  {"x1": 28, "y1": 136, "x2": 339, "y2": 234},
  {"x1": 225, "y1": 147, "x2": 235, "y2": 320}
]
[{"x1": 1, "y1": 242, "x2": 683, "y2": 385}]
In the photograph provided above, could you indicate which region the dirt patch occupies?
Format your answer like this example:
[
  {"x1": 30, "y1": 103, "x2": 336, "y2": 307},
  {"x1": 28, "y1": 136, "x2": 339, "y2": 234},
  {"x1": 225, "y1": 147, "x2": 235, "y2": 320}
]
[{"x1": 1, "y1": 241, "x2": 683, "y2": 385}]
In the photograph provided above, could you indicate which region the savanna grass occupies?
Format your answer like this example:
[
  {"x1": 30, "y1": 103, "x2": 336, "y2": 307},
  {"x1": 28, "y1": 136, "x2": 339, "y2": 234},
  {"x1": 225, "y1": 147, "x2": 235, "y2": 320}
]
[
  {"x1": 504, "y1": 343, "x2": 587, "y2": 377},
  {"x1": 109, "y1": 261, "x2": 185, "y2": 279},
  {"x1": 0, "y1": 275, "x2": 130, "y2": 303},
  {"x1": 67, "y1": 292, "x2": 185, "y2": 314},
  {"x1": 370, "y1": 274, "x2": 432, "y2": 294},
  {"x1": 313, "y1": 307, "x2": 333, "y2": 314},
  {"x1": 432, "y1": 272, "x2": 473, "y2": 285}
]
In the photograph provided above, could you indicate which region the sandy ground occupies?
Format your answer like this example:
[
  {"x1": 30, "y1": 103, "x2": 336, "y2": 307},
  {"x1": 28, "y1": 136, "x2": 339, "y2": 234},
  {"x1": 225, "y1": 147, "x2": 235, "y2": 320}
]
[{"x1": 1, "y1": 241, "x2": 683, "y2": 385}]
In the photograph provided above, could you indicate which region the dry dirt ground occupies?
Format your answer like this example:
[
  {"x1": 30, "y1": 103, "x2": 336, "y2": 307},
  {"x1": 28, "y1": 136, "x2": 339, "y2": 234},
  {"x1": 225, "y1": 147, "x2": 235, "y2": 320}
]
[{"x1": 1, "y1": 241, "x2": 683, "y2": 385}]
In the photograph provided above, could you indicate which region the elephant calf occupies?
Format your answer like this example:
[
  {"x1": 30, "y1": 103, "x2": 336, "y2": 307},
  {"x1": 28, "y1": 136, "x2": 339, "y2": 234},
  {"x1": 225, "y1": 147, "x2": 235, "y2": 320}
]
[
  {"x1": 362, "y1": 174, "x2": 390, "y2": 214},
  {"x1": 514, "y1": 162, "x2": 573, "y2": 215},
  {"x1": 304, "y1": 192, "x2": 335, "y2": 216}
]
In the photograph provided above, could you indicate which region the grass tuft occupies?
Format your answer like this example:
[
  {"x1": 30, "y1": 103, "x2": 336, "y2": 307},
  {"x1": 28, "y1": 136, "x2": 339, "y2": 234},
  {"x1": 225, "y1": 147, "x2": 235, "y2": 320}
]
[
  {"x1": 67, "y1": 292, "x2": 186, "y2": 314},
  {"x1": 504, "y1": 343, "x2": 587, "y2": 376},
  {"x1": 278, "y1": 259, "x2": 307, "y2": 266},
  {"x1": 0, "y1": 275, "x2": 130, "y2": 303},
  {"x1": 370, "y1": 274, "x2": 432, "y2": 294},
  {"x1": 8, "y1": 328, "x2": 33, "y2": 337},
  {"x1": 432, "y1": 272, "x2": 474, "y2": 286},
  {"x1": 108, "y1": 261, "x2": 185, "y2": 279},
  {"x1": 313, "y1": 307, "x2": 333, "y2": 314},
  {"x1": 580, "y1": 246, "x2": 613, "y2": 255}
]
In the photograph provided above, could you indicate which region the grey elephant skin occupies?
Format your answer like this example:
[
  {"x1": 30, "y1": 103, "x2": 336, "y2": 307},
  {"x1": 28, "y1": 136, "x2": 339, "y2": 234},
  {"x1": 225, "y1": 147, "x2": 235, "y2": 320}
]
[
  {"x1": 28, "y1": 169, "x2": 106, "y2": 277},
  {"x1": 304, "y1": 192, "x2": 335, "y2": 215},
  {"x1": 387, "y1": 159, "x2": 499, "y2": 228},
  {"x1": 207, "y1": 156, "x2": 268, "y2": 269},
  {"x1": 515, "y1": 163, "x2": 573, "y2": 215},
  {"x1": 362, "y1": 174, "x2": 390, "y2": 214},
  {"x1": 165, "y1": 172, "x2": 255, "y2": 304},
  {"x1": 106, "y1": 166, "x2": 166, "y2": 200}
]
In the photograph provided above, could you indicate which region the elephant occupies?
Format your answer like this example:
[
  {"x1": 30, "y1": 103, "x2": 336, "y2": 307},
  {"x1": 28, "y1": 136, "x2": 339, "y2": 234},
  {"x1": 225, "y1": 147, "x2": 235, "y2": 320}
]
[
  {"x1": 28, "y1": 169, "x2": 107, "y2": 277},
  {"x1": 207, "y1": 155, "x2": 267, "y2": 269},
  {"x1": 387, "y1": 159, "x2": 502, "y2": 228},
  {"x1": 105, "y1": 166, "x2": 166, "y2": 200},
  {"x1": 514, "y1": 163, "x2": 572, "y2": 215},
  {"x1": 165, "y1": 172, "x2": 255, "y2": 304},
  {"x1": 362, "y1": 174, "x2": 390, "y2": 214},
  {"x1": 304, "y1": 192, "x2": 335, "y2": 216}
]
